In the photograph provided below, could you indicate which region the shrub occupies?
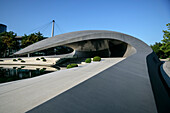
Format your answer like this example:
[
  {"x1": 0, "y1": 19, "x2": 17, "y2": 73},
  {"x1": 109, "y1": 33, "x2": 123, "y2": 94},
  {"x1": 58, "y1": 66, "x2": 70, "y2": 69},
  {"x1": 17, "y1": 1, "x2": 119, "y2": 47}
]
[
  {"x1": 67, "y1": 63, "x2": 78, "y2": 69},
  {"x1": 40, "y1": 68, "x2": 46, "y2": 73},
  {"x1": 70, "y1": 63, "x2": 78, "y2": 67},
  {"x1": 21, "y1": 60, "x2": 25, "y2": 63},
  {"x1": 36, "y1": 58, "x2": 40, "y2": 60},
  {"x1": 93, "y1": 56, "x2": 101, "y2": 61},
  {"x1": 21, "y1": 66, "x2": 25, "y2": 68},
  {"x1": 18, "y1": 58, "x2": 22, "y2": 60},
  {"x1": 43, "y1": 59, "x2": 47, "y2": 62},
  {"x1": 85, "y1": 58, "x2": 91, "y2": 63},
  {"x1": 13, "y1": 67, "x2": 17, "y2": 69},
  {"x1": 41, "y1": 57, "x2": 45, "y2": 59},
  {"x1": 67, "y1": 64, "x2": 72, "y2": 69},
  {"x1": 13, "y1": 59, "x2": 17, "y2": 61}
]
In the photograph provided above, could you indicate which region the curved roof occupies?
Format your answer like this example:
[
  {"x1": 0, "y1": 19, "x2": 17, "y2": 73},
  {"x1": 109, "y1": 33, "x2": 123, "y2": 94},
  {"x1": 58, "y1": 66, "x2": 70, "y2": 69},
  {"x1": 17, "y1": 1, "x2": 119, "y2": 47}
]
[{"x1": 14, "y1": 30, "x2": 152, "y2": 55}]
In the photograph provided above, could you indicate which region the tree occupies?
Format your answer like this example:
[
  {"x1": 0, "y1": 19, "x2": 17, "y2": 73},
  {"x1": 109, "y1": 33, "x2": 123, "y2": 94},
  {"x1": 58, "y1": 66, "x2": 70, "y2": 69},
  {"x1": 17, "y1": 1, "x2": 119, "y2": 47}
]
[
  {"x1": 0, "y1": 31, "x2": 18, "y2": 57},
  {"x1": 21, "y1": 32, "x2": 44, "y2": 48},
  {"x1": 151, "y1": 23, "x2": 170, "y2": 58},
  {"x1": 150, "y1": 42, "x2": 164, "y2": 58},
  {"x1": 161, "y1": 23, "x2": 170, "y2": 58}
]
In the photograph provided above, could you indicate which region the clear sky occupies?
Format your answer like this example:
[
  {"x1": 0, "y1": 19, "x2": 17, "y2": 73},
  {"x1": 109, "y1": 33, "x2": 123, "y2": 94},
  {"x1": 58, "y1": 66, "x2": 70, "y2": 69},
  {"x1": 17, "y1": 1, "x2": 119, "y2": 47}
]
[{"x1": 0, "y1": 0, "x2": 170, "y2": 45}]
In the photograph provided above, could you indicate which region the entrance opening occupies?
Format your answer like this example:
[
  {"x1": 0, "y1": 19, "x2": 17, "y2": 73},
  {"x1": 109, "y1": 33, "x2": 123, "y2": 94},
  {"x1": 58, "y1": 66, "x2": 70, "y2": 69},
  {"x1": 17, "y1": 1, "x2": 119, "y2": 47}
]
[
  {"x1": 70, "y1": 39, "x2": 129, "y2": 58},
  {"x1": 108, "y1": 40, "x2": 127, "y2": 57}
]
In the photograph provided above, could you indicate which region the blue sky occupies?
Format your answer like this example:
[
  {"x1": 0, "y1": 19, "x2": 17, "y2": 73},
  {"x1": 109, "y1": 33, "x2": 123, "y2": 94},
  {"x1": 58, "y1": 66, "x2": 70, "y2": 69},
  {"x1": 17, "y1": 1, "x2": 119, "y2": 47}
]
[{"x1": 0, "y1": 0, "x2": 170, "y2": 45}]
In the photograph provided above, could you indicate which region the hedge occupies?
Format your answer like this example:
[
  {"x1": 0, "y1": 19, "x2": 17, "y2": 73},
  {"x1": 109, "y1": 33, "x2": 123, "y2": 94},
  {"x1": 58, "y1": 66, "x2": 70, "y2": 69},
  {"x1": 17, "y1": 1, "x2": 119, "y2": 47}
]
[
  {"x1": 67, "y1": 63, "x2": 78, "y2": 69},
  {"x1": 85, "y1": 58, "x2": 91, "y2": 63},
  {"x1": 93, "y1": 56, "x2": 101, "y2": 61}
]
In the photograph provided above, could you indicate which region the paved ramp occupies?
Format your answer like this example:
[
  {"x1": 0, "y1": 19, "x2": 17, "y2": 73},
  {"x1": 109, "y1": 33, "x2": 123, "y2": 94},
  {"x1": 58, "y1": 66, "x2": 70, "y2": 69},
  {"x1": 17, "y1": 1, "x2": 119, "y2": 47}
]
[
  {"x1": 0, "y1": 58, "x2": 124, "y2": 113},
  {"x1": 27, "y1": 54, "x2": 159, "y2": 113}
]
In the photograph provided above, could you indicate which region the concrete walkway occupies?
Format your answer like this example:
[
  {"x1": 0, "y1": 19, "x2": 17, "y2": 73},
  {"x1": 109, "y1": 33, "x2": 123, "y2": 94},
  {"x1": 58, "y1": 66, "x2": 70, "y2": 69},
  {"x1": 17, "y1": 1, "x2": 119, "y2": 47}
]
[
  {"x1": 0, "y1": 58, "x2": 124, "y2": 113},
  {"x1": 160, "y1": 61, "x2": 170, "y2": 88},
  {"x1": 163, "y1": 61, "x2": 170, "y2": 77},
  {"x1": 27, "y1": 53, "x2": 159, "y2": 113}
]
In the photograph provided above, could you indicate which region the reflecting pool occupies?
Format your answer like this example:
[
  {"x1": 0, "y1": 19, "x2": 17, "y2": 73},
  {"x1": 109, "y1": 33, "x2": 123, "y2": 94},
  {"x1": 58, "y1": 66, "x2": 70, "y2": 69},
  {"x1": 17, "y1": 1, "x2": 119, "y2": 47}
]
[{"x1": 0, "y1": 65, "x2": 59, "y2": 83}]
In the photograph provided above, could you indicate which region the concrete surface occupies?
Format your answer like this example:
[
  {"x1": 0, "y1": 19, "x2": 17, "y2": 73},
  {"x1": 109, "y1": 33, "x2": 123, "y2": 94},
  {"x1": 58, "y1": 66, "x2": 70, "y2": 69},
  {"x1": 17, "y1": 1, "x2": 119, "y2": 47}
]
[
  {"x1": 0, "y1": 58, "x2": 124, "y2": 113},
  {"x1": 160, "y1": 61, "x2": 170, "y2": 88},
  {"x1": 163, "y1": 61, "x2": 170, "y2": 77},
  {"x1": 27, "y1": 53, "x2": 158, "y2": 113},
  {"x1": 147, "y1": 52, "x2": 170, "y2": 113},
  {"x1": 14, "y1": 30, "x2": 144, "y2": 57},
  {"x1": 0, "y1": 57, "x2": 59, "y2": 66}
]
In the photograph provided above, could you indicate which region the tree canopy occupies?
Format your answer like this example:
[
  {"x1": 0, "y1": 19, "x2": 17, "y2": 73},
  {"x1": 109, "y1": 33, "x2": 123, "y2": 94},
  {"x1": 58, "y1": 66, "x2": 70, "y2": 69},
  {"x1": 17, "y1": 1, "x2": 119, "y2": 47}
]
[
  {"x1": 0, "y1": 31, "x2": 44, "y2": 57},
  {"x1": 21, "y1": 32, "x2": 44, "y2": 48},
  {"x1": 0, "y1": 31, "x2": 18, "y2": 57},
  {"x1": 151, "y1": 23, "x2": 170, "y2": 58}
]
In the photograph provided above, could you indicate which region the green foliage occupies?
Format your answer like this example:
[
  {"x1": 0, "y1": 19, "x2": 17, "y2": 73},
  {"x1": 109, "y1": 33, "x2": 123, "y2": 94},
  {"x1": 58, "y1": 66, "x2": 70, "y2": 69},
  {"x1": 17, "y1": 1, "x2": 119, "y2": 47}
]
[
  {"x1": 93, "y1": 56, "x2": 101, "y2": 61},
  {"x1": 67, "y1": 63, "x2": 78, "y2": 69},
  {"x1": 41, "y1": 57, "x2": 45, "y2": 59},
  {"x1": 40, "y1": 68, "x2": 46, "y2": 73},
  {"x1": 85, "y1": 58, "x2": 91, "y2": 63},
  {"x1": 150, "y1": 23, "x2": 170, "y2": 58},
  {"x1": 161, "y1": 23, "x2": 170, "y2": 58},
  {"x1": 18, "y1": 58, "x2": 22, "y2": 60},
  {"x1": 70, "y1": 64, "x2": 78, "y2": 67},
  {"x1": 67, "y1": 65, "x2": 72, "y2": 69},
  {"x1": 13, "y1": 67, "x2": 17, "y2": 69},
  {"x1": 21, "y1": 60, "x2": 25, "y2": 63},
  {"x1": 21, "y1": 66, "x2": 25, "y2": 68},
  {"x1": 36, "y1": 58, "x2": 40, "y2": 60},
  {"x1": 0, "y1": 31, "x2": 19, "y2": 57},
  {"x1": 42, "y1": 59, "x2": 47, "y2": 62},
  {"x1": 21, "y1": 32, "x2": 44, "y2": 48},
  {"x1": 13, "y1": 59, "x2": 17, "y2": 61}
]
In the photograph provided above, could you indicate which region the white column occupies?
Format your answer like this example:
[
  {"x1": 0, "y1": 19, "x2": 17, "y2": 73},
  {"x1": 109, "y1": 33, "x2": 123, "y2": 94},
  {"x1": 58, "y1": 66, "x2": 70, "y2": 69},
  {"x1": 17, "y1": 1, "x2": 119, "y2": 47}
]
[{"x1": 51, "y1": 20, "x2": 55, "y2": 37}]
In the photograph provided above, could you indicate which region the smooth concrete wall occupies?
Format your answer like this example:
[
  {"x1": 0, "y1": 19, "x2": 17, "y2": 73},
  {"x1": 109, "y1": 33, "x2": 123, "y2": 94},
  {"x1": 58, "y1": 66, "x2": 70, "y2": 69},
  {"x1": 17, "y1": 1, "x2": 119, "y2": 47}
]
[
  {"x1": 14, "y1": 30, "x2": 148, "y2": 57},
  {"x1": 66, "y1": 39, "x2": 109, "y2": 51},
  {"x1": 123, "y1": 44, "x2": 136, "y2": 57},
  {"x1": 146, "y1": 52, "x2": 170, "y2": 113},
  {"x1": 65, "y1": 39, "x2": 131, "y2": 58}
]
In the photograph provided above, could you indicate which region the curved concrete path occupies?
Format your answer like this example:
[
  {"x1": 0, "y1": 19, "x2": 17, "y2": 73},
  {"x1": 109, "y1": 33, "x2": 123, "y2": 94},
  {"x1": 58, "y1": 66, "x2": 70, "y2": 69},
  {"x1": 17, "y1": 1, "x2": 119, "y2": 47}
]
[
  {"x1": 163, "y1": 61, "x2": 170, "y2": 77},
  {"x1": 27, "y1": 53, "x2": 170, "y2": 113},
  {"x1": 27, "y1": 53, "x2": 159, "y2": 113},
  {"x1": 160, "y1": 61, "x2": 170, "y2": 88},
  {"x1": 0, "y1": 58, "x2": 124, "y2": 113}
]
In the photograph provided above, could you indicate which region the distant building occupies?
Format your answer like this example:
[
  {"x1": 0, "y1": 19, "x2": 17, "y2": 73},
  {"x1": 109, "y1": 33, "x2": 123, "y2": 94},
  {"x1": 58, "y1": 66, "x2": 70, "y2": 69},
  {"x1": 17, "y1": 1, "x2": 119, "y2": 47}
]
[{"x1": 0, "y1": 24, "x2": 7, "y2": 33}]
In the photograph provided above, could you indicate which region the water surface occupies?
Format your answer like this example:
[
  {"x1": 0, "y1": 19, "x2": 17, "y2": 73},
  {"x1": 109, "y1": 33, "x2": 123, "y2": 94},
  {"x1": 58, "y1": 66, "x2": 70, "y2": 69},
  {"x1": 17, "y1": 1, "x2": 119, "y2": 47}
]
[{"x1": 0, "y1": 65, "x2": 59, "y2": 83}]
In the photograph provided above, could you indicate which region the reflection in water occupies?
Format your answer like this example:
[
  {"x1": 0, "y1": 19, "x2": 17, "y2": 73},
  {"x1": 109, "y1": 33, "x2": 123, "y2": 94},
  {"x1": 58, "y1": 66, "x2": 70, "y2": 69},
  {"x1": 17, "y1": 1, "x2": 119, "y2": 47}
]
[{"x1": 0, "y1": 65, "x2": 59, "y2": 83}]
